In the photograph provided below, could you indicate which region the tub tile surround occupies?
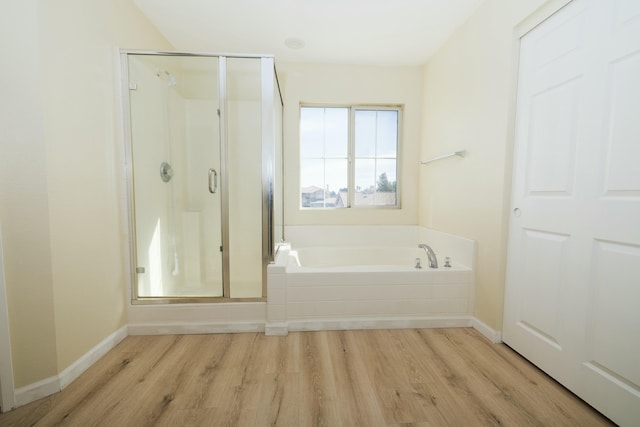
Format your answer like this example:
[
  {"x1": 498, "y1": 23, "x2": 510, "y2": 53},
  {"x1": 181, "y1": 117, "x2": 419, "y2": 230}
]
[
  {"x1": 265, "y1": 246, "x2": 289, "y2": 335},
  {"x1": 266, "y1": 226, "x2": 484, "y2": 337}
]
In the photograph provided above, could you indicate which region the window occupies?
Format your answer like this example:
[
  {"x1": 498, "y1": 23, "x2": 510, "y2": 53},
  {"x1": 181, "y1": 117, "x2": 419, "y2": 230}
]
[{"x1": 300, "y1": 105, "x2": 400, "y2": 208}]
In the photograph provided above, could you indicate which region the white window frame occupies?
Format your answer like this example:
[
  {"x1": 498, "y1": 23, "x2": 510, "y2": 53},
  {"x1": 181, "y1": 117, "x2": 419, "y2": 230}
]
[{"x1": 300, "y1": 104, "x2": 402, "y2": 209}]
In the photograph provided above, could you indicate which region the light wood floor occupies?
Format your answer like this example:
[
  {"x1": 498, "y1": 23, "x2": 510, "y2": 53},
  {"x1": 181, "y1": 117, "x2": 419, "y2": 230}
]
[{"x1": 0, "y1": 328, "x2": 613, "y2": 426}]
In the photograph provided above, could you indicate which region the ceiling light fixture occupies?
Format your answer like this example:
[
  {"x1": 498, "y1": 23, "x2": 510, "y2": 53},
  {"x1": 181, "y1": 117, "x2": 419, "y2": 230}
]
[{"x1": 284, "y1": 38, "x2": 305, "y2": 49}]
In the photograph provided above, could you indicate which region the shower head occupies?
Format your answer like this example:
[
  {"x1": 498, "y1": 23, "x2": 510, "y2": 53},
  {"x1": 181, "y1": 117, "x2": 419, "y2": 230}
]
[
  {"x1": 165, "y1": 71, "x2": 177, "y2": 87},
  {"x1": 156, "y1": 69, "x2": 177, "y2": 86}
]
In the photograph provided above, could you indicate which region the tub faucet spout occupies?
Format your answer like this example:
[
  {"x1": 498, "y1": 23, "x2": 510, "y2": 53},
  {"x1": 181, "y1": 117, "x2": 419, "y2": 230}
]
[{"x1": 418, "y1": 244, "x2": 438, "y2": 268}]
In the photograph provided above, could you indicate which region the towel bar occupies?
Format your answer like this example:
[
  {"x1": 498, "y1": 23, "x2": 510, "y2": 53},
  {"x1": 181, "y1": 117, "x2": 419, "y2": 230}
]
[{"x1": 420, "y1": 150, "x2": 466, "y2": 165}]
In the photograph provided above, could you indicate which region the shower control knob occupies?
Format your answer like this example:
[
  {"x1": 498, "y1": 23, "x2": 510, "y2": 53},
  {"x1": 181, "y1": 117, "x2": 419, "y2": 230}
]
[{"x1": 160, "y1": 162, "x2": 174, "y2": 182}]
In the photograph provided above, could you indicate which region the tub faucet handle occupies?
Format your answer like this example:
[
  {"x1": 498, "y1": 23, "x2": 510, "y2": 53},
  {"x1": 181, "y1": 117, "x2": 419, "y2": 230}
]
[{"x1": 415, "y1": 258, "x2": 422, "y2": 269}]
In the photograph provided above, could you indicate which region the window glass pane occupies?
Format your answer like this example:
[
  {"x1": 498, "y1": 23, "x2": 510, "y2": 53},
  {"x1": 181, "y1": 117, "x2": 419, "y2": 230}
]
[
  {"x1": 324, "y1": 159, "x2": 348, "y2": 208},
  {"x1": 300, "y1": 158, "x2": 325, "y2": 208},
  {"x1": 376, "y1": 110, "x2": 398, "y2": 157},
  {"x1": 375, "y1": 160, "x2": 397, "y2": 191},
  {"x1": 301, "y1": 107, "x2": 348, "y2": 159},
  {"x1": 376, "y1": 159, "x2": 397, "y2": 188},
  {"x1": 354, "y1": 158, "x2": 376, "y2": 195},
  {"x1": 300, "y1": 158, "x2": 324, "y2": 189},
  {"x1": 300, "y1": 158, "x2": 347, "y2": 208},
  {"x1": 300, "y1": 107, "x2": 325, "y2": 158},
  {"x1": 354, "y1": 159, "x2": 398, "y2": 207},
  {"x1": 355, "y1": 110, "x2": 376, "y2": 157},
  {"x1": 324, "y1": 108, "x2": 349, "y2": 158},
  {"x1": 373, "y1": 159, "x2": 397, "y2": 206}
]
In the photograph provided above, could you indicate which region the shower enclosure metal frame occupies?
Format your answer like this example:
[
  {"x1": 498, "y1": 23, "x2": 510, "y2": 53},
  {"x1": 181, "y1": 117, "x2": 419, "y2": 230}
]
[{"x1": 120, "y1": 50, "x2": 283, "y2": 304}]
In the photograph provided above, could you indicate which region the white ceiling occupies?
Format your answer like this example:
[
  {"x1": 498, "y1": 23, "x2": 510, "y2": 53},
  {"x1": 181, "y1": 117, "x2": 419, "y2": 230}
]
[{"x1": 133, "y1": 0, "x2": 484, "y2": 66}]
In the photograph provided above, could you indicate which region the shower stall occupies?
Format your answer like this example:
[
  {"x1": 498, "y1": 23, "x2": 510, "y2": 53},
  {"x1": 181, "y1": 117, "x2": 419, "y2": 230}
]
[{"x1": 121, "y1": 51, "x2": 283, "y2": 302}]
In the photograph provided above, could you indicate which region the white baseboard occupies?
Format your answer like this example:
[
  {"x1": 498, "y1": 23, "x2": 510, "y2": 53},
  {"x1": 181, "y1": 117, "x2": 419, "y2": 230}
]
[
  {"x1": 128, "y1": 322, "x2": 264, "y2": 336},
  {"x1": 264, "y1": 322, "x2": 289, "y2": 336},
  {"x1": 59, "y1": 326, "x2": 128, "y2": 389},
  {"x1": 471, "y1": 317, "x2": 502, "y2": 343},
  {"x1": 287, "y1": 316, "x2": 473, "y2": 333},
  {"x1": 14, "y1": 375, "x2": 60, "y2": 408},
  {"x1": 283, "y1": 316, "x2": 502, "y2": 344},
  {"x1": 14, "y1": 325, "x2": 128, "y2": 408}
]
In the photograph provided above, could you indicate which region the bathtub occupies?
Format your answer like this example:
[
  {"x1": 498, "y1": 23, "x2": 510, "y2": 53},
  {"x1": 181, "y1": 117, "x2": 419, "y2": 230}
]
[
  {"x1": 265, "y1": 226, "x2": 476, "y2": 335},
  {"x1": 288, "y1": 246, "x2": 467, "y2": 272}
]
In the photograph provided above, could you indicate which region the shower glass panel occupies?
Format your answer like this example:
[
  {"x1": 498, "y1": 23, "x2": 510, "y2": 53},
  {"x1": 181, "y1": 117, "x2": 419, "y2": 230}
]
[
  {"x1": 123, "y1": 51, "x2": 281, "y2": 303},
  {"x1": 273, "y1": 73, "x2": 284, "y2": 247},
  {"x1": 127, "y1": 54, "x2": 223, "y2": 298},
  {"x1": 226, "y1": 58, "x2": 263, "y2": 298}
]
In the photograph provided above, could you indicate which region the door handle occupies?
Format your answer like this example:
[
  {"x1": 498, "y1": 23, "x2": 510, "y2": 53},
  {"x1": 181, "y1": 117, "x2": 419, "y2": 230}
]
[{"x1": 208, "y1": 168, "x2": 218, "y2": 194}]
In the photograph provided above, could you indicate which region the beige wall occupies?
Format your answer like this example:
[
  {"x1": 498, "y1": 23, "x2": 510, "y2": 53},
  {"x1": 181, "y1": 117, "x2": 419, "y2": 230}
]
[
  {"x1": 0, "y1": 1, "x2": 58, "y2": 388},
  {"x1": 278, "y1": 62, "x2": 422, "y2": 226},
  {"x1": 420, "y1": 0, "x2": 548, "y2": 331},
  {"x1": 0, "y1": 0, "x2": 172, "y2": 387}
]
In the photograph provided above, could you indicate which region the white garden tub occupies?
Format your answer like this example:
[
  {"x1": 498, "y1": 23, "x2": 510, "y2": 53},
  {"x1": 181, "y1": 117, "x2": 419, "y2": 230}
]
[
  {"x1": 288, "y1": 245, "x2": 468, "y2": 272},
  {"x1": 265, "y1": 226, "x2": 476, "y2": 335}
]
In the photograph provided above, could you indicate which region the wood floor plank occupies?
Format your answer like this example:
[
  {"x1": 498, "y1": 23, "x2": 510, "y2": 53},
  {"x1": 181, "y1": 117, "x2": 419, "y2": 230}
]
[
  {"x1": 354, "y1": 329, "x2": 442, "y2": 425},
  {"x1": 298, "y1": 331, "x2": 342, "y2": 426},
  {"x1": 327, "y1": 330, "x2": 386, "y2": 427},
  {"x1": 0, "y1": 328, "x2": 615, "y2": 427},
  {"x1": 391, "y1": 330, "x2": 461, "y2": 426},
  {"x1": 252, "y1": 334, "x2": 300, "y2": 426},
  {"x1": 210, "y1": 333, "x2": 265, "y2": 425},
  {"x1": 167, "y1": 334, "x2": 234, "y2": 411}
]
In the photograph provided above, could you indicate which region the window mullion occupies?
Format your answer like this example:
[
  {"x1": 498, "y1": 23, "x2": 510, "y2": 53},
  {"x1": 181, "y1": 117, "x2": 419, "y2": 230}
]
[
  {"x1": 348, "y1": 107, "x2": 355, "y2": 208},
  {"x1": 322, "y1": 108, "x2": 328, "y2": 208},
  {"x1": 373, "y1": 110, "x2": 378, "y2": 204}
]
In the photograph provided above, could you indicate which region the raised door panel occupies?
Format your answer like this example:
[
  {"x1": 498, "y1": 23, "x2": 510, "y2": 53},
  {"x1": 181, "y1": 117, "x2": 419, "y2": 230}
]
[
  {"x1": 586, "y1": 241, "x2": 640, "y2": 388},
  {"x1": 518, "y1": 229, "x2": 569, "y2": 351},
  {"x1": 603, "y1": 51, "x2": 640, "y2": 195},
  {"x1": 526, "y1": 80, "x2": 581, "y2": 196}
]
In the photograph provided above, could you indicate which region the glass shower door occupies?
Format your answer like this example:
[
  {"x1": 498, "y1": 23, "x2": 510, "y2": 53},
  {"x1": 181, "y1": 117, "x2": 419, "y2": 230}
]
[{"x1": 127, "y1": 54, "x2": 223, "y2": 298}]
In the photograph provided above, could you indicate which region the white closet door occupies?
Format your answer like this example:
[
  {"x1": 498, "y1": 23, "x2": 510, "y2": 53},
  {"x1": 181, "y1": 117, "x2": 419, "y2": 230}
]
[{"x1": 503, "y1": 1, "x2": 640, "y2": 425}]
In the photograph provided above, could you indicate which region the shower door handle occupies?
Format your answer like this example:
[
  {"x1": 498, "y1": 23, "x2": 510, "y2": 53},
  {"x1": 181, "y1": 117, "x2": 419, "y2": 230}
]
[{"x1": 208, "y1": 168, "x2": 218, "y2": 194}]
